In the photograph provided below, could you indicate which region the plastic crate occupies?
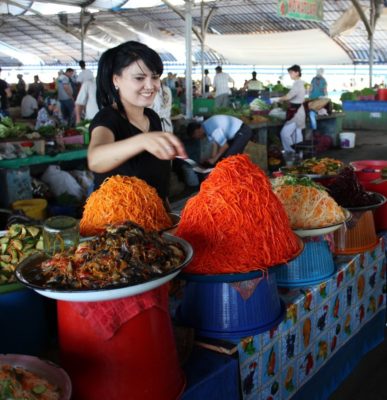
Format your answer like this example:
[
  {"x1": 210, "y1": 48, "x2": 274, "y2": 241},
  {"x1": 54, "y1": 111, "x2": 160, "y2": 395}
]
[
  {"x1": 193, "y1": 98, "x2": 215, "y2": 115},
  {"x1": 342, "y1": 101, "x2": 387, "y2": 112},
  {"x1": 342, "y1": 111, "x2": 387, "y2": 131}
]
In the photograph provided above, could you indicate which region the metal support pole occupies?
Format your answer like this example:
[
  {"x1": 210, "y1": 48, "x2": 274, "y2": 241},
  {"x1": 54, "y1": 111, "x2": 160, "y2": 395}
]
[
  {"x1": 185, "y1": 0, "x2": 193, "y2": 119},
  {"x1": 80, "y1": 7, "x2": 85, "y2": 60},
  {"x1": 201, "y1": 0, "x2": 205, "y2": 97}
]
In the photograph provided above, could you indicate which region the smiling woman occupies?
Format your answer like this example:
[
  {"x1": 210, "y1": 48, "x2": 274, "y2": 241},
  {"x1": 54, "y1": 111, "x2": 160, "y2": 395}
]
[{"x1": 87, "y1": 40, "x2": 187, "y2": 201}]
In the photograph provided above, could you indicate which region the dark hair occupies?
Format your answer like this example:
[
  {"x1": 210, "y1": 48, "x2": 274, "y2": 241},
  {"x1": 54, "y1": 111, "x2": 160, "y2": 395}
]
[
  {"x1": 96, "y1": 40, "x2": 163, "y2": 113},
  {"x1": 287, "y1": 64, "x2": 302, "y2": 76},
  {"x1": 215, "y1": 66, "x2": 222, "y2": 72},
  {"x1": 252, "y1": 71, "x2": 257, "y2": 76},
  {"x1": 65, "y1": 68, "x2": 74, "y2": 74},
  {"x1": 204, "y1": 69, "x2": 209, "y2": 74},
  {"x1": 186, "y1": 122, "x2": 202, "y2": 138},
  {"x1": 79, "y1": 60, "x2": 86, "y2": 69}
]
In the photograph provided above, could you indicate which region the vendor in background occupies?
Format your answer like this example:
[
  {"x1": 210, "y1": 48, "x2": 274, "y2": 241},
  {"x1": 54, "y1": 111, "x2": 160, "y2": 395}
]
[
  {"x1": 87, "y1": 40, "x2": 186, "y2": 200},
  {"x1": 77, "y1": 60, "x2": 94, "y2": 86},
  {"x1": 244, "y1": 71, "x2": 264, "y2": 102},
  {"x1": 35, "y1": 97, "x2": 64, "y2": 130},
  {"x1": 202, "y1": 69, "x2": 211, "y2": 98},
  {"x1": 21, "y1": 88, "x2": 38, "y2": 119},
  {"x1": 57, "y1": 68, "x2": 76, "y2": 128},
  {"x1": 28, "y1": 75, "x2": 45, "y2": 104},
  {"x1": 151, "y1": 83, "x2": 173, "y2": 132},
  {"x1": 75, "y1": 79, "x2": 98, "y2": 124},
  {"x1": 190, "y1": 114, "x2": 253, "y2": 166},
  {"x1": 278, "y1": 64, "x2": 306, "y2": 153},
  {"x1": 15, "y1": 74, "x2": 27, "y2": 106},
  {"x1": 308, "y1": 68, "x2": 328, "y2": 133},
  {"x1": 213, "y1": 66, "x2": 234, "y2": 109},
  {"x1": 0, "y1": 68, "x2": 11, "y2": 117}
]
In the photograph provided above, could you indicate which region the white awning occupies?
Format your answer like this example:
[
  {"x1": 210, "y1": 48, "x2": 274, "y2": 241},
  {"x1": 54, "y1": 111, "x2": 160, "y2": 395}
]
[{"x1": 206, "y1": 29, "x2": 353, "y2": 65}]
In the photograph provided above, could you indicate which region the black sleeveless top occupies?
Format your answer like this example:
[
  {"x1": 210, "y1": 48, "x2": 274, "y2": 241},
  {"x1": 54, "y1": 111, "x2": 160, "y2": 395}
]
[{"x1": 89, "y1": 106, "x2": 170, "y2": 199}]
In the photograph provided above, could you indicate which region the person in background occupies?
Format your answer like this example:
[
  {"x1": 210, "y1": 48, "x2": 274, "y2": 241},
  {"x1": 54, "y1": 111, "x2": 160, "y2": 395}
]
[
  {"x1": 0, "y1": 68, "x2": 11, "y2": 117},
  {"x1": 278, "y1": 64, "x2": 306, "y2": 153},
  {"x1": 48, "y1": 77, "x2": 57, "y2": 91},
  {"x1": 75, "y1": 79, "x2": 99, "y2": 124},
  {"x1": 163, "y1": 72, "x2": 177, "y2": 98},
  {"x1": 308, "y1": 68, "x2": 328, "y2": 133},
  {"x1": 244, "y1": 71, "x2": 264, "y2": 102},
  {"x1": 28, "y1": 75, "x2": 45, "y2": 103},
  {"x1": 202, "y1": 69, "x2": 211, "y2": 97},
  {"x1": 213, "y1": 66, "x2": 234, "y2": 109},
  {"x1": 15, "y1": 74, "x2": 26, "y2": 105},
  {"x1": 190, "y1": 114, "x2": 253, "y2": 166},
  {"x1": 35, "y1": 97, "x2": 64, "y2": 130},
  {"x1": 88, "y1": 40, "x2": 186, "y2": 200},
  {"x1": 21, "y1": 88, "x2": 38, "y2": 118},
  {"x1": 151, "y1": 83, "x2": 173, "y2": 132},
  {"x1": 57, "y1": 68, "x2": 75, "y2": 127},
  {"x1": 77, "y1": 60, "x2": 94, "y2": 85}
]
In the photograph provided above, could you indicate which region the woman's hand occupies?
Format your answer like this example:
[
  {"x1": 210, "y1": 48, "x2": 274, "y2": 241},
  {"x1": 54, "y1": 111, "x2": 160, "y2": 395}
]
[{"x1": 141, "y1": 131, "x2": 187, "y2": 160}]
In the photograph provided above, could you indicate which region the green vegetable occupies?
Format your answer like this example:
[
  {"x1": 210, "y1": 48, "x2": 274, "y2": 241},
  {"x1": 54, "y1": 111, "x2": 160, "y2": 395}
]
[
  {"x1": 249, "y1": 98, "x2": 270, "y2": 111},
  {"x1": 37, "y1": 125, "x2": 57, "y2": 137},
  {"x1": 340, "y1": 91, "x2": 357, "y2": 101},
  {"x1": 281, "y1": 175, "x2": 326, "y2": 190},
  {"x1": 359, "y1": 87, "x2": 376, "y2": 96},
  {"x1": 32, "y1": 384, "x2": 47, "y2": 394}
]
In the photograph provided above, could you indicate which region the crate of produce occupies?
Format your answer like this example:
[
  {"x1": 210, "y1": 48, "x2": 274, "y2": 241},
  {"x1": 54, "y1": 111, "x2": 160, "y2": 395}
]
[{"x1": 193, "y1": 98, "x2": 215, "y2": 115}]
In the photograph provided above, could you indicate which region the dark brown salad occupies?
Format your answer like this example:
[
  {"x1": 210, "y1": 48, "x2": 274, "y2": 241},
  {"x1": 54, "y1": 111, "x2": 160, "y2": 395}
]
[
  {"x1": 29, "y1": 221, "x2": 186, "y2": 290},
  {"x1": 325, "y1": 167, "x2": 380, "y2": 207}
]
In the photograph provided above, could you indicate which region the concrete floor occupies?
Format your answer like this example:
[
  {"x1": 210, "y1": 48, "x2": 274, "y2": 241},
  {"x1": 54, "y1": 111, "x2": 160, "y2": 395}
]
[{"x1": 319, "y1": 130, "x2": 387, "y2": 164}]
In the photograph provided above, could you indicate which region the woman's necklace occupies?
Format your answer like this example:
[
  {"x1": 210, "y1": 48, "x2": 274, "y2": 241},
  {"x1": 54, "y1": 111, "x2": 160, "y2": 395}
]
[{"x1": 128, "y1": 116, "x2": 150, "y2": 133}]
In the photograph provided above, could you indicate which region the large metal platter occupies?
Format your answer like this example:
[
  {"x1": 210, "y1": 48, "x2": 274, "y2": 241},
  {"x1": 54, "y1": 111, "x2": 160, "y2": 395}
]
[
  {"x1": 343, "y1": 192, "x2": 387, "y2": 212},
  {"x1": 16, "y1": 234, "x2": 193, "y2": 302}
]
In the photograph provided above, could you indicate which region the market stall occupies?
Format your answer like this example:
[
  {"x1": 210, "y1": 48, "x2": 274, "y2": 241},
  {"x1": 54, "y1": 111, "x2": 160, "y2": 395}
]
[{"x1": 0, "y1": 155, "x2": 386, "y2": 400}]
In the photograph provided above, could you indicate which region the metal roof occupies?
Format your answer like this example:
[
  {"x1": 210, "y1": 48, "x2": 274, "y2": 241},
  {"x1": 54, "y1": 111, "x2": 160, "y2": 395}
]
[{"x1": 0, "y1": 0, "x2": 386, "y2": 66}]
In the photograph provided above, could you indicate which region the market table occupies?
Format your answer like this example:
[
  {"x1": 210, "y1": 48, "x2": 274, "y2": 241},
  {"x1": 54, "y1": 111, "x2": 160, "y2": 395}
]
[
  {"x1": 0, "y1": 148, "x2": 87, "y2": 169},
  {"x1": 248, "y1": 112, "x2": 345, "y2": 146},
  {"x1": 0, "y1": 148, "x2": 88, "y2": 207},
  {"x1": 235, "y1": 238, "x2": 385, "y2": 400}
]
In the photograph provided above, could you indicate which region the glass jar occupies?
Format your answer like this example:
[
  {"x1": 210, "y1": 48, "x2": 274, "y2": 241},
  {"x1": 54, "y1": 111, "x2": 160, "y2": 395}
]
[{"x1": 43, "y1": 216, "x2": 80, "y2": 256}]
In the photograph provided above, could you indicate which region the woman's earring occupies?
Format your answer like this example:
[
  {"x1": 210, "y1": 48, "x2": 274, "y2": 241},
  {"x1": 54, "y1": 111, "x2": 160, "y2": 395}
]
[{"x1": 115, "y1": 86, "x2": 119, "y2": 91}]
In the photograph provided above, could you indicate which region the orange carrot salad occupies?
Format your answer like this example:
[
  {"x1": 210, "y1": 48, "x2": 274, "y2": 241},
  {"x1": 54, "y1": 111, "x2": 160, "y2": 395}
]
[
  {"x1": 80, "y1": 175, "x2": 172, "y2": 236},
  {"x1": 176, "y1": 155, "x2": 301, "y2": 274}
]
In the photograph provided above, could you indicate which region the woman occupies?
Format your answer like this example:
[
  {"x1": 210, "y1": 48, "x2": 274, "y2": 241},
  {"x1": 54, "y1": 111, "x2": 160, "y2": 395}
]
[
  {"x1": 35, "y1": 97, "x2": 64, "y2": 130},
  {"x1": 88, "y1": 41, "x2": 186, "y2": 200},
  {"x1": 279, "y1": 65, "x2": 306, "y2": 153}
]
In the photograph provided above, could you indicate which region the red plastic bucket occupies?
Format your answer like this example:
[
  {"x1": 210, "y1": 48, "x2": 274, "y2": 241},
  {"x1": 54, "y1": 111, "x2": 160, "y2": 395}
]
[
  {"x1": 57, "y1": 297, "x2": 185, "y2": 400},
  {"x1": 377, "y1": 88, "x2": 387, "y2": 101},
  {"x1": 350, "y1": 160, "x2": 387, "y2": 231}
]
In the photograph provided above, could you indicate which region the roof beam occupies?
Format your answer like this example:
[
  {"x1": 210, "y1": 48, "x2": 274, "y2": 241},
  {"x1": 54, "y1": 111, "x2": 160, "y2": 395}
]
[{"x1": 7, "y1": 0, "x2": 82, "y2": 40}]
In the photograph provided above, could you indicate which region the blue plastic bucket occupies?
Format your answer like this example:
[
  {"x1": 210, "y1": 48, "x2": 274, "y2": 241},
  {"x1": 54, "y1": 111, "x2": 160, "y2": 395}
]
[
  {"x1": 177, "y1": 271, "x2": 285, "y2": 339},
  {"x1": 275, "y1": 240, "x2": 335, "y2": 287},
  {"x1": 0, "y1": 285, "x2": 51, "y2": 355}
]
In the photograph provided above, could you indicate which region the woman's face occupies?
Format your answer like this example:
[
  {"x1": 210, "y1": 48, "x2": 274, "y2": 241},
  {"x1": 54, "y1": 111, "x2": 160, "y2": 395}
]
[
  {"x1": 113, "y1": 59, "x2": 161, "y2": 108},
  {"x1": 288, "y1": 70, "x2": 299, "y2": 80}
]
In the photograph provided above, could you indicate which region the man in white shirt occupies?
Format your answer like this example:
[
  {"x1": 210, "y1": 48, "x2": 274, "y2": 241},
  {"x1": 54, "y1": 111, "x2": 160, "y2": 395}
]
[
  {"x1": 77, "y1": 60, "x2": 94, "y2": 85},
  {"x1": 21, "y1": 88, "x2": 38, "y2": 118},
  {"x1": 213, "y1": 66, "x2": 234, "y2": 109},
  {"x1": 189, "y1": 114, "x2": 253, "y2": 165},
  {"x1": 75, "y1": 80, "x2": 98, "y2": 124}
]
